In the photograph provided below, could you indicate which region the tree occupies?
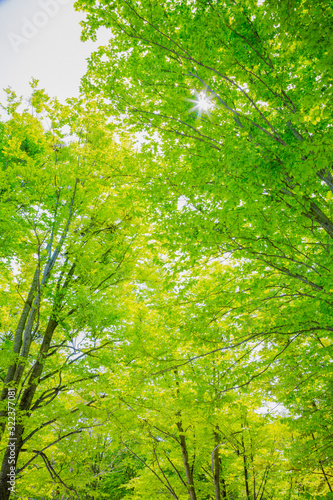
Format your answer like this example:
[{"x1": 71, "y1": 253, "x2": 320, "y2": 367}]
[
  {"x1": 74, "y1": 0, "x2": 333, "y2": 488},
  {"x1": 0, "y1": 86, "x2": 145, "y2": 499},
  {"x1": 79, "y1": 256, "x2": 331, "y2": 500}
]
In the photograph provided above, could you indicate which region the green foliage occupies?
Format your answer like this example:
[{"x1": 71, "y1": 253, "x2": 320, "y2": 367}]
[{"x1": 1, "y1": 1, "x2": 333, "y2": 498}]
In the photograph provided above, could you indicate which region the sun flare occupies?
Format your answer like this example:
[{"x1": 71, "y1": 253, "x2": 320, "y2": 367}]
[{"x1": 186, "y1": 90, "x2": 214, "y2": 118}]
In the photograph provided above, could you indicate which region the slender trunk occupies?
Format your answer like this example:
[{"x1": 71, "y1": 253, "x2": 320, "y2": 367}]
[
  {"x1": 0, "y1": 318, "x2": 58, "y2": 499},
  {"x1": 241, "y1": 435, "x2": 251, "y2": 500},
  {"x1": 243, "y1": 453, "x2": 251, "y2": 500},
  {"x1": 221, "y1": 478, "x2": 227, "y2": 499},
  {"x1": 176, "y1": 418, "x2": 197, "y2": 500},
  {"x1": 213, "y1": 431, "x2": 222, "y2": 500},
  {"x1": 257, "y1": 466, "x2": 270, "y2": 500},
  {"x1": 0, "y1": 267, "x2": 39, "y2": 435},
  {"x1": 249, "y1": 430, "x2": 256, "y2": 500},
  {"x1": 173, "y1": 370, "x2": 197, "y2": 500},
  {"x1": 0, "y1": 363, "x2": 55, "y2": 498},
  {"x1": 12, "y1": 290, "x2": 40, "y2": 385},
  {"x1": 0, "y1": 420, "x2": 24, "y2": 500}
]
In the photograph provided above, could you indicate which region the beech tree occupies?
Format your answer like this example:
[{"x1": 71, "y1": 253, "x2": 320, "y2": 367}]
[
  {"x1": 74, "y1": 0, "x2": 333, "y2": 489},
  {"x1": 0, "y1": 87, "x2": 146, "y2": 499}
]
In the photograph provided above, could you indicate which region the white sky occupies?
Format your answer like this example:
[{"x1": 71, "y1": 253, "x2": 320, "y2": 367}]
[{"x1": 0, "y1": 0, "x2": 110, "y2": 105}]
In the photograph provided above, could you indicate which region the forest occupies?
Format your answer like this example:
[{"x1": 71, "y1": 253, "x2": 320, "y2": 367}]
[{"x1": 0, "y1": 0, "x2": 332, "y2": 499}]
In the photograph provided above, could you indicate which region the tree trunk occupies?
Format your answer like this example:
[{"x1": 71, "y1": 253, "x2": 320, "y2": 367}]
[
  {"x1": 0, "y1": 267, "x2": 39, "y2": 436},
  {"x1": 0, "y1": 318, "x2": 58, "y2": 499},
  {"x1": 221, "y1": 478, "x2": 227, "y2": 499},
  {"x1": 242, "y1": 434, "x2": 251, "y2": 500},
  {"x1": 176, "y1": 418, "x2": 197, "y2": 500},
  {"x1": 213, "y1": 431, "x2": 227, "y2": 500},
  {"x1": 0, "y1": 421, "x2": 24, "y2": 500},
  {"x1": 213, "y1": 431, "x2": 221, "y2": 500}
]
